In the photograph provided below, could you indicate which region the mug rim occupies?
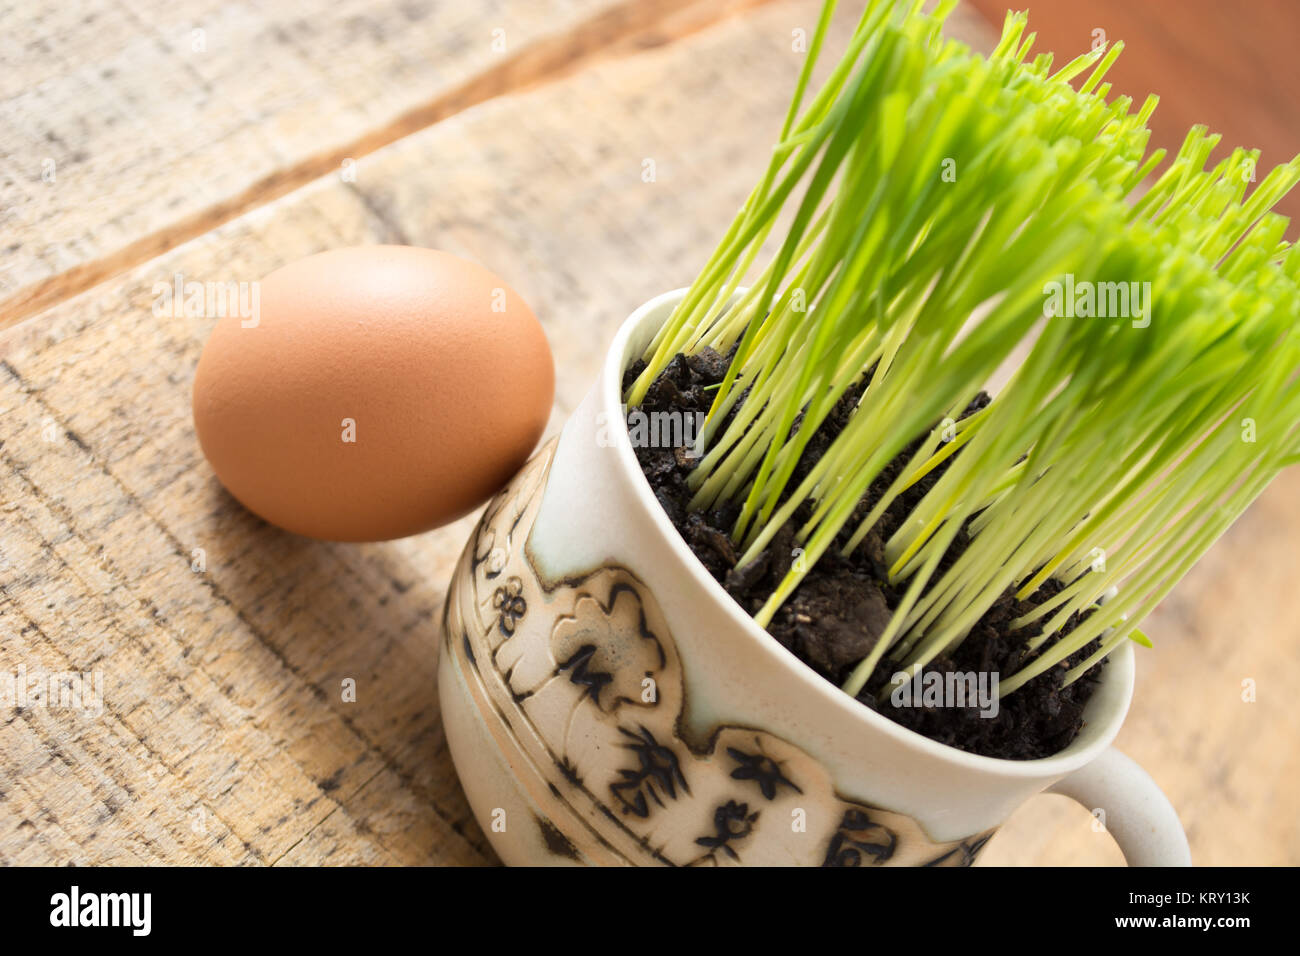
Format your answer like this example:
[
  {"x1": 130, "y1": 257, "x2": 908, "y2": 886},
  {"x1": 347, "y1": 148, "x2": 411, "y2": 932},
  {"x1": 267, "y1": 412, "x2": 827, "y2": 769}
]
[{"x1": 600, "y1": 287, "x2": 1135, "y2": 781}]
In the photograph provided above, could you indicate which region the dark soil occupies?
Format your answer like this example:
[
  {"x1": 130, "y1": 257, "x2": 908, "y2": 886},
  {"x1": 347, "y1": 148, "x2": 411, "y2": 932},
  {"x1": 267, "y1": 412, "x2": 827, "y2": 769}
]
[{"x1": 625, "y1": 349, "x2": 1105, "y2": 760}]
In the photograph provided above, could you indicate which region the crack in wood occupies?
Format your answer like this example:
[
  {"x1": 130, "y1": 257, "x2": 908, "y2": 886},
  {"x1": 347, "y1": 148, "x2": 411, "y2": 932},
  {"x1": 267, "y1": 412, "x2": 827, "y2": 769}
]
[{"x1": 0, "y1": 0, "x2": 778, "y2": 332}]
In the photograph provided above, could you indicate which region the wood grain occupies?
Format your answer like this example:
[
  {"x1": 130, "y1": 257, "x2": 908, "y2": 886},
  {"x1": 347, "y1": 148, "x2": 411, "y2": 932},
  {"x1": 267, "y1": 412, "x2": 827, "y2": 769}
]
[
  {"x1": 0, "y1": 0, "x2": 773, "y2": 330},
  {"x1": 2, "y1": 0, "x2": 1295, "y2": 867},
  {"x1": 0, "y1": 0, "x2": 909, "y2": 866}
]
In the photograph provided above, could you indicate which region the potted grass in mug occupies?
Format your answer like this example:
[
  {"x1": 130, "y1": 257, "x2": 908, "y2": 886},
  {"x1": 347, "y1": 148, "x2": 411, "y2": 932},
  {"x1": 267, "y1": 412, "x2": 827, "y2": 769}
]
[{"x1": 438, "y1": 0, "x2": 1300, "y2": 866}]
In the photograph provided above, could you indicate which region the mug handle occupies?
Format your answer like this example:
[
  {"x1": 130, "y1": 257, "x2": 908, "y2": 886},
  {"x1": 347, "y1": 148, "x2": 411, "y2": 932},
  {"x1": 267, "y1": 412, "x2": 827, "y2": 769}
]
[{"x1": 1047, "y1": 747, "x2": 1191, "y2": 866}]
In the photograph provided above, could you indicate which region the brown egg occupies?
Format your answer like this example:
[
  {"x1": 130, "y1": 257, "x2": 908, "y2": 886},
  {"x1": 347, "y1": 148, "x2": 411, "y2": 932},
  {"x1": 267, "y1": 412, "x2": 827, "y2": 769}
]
[{"x1": 192, "y1": 246, "x2": 553, "y2": 541}]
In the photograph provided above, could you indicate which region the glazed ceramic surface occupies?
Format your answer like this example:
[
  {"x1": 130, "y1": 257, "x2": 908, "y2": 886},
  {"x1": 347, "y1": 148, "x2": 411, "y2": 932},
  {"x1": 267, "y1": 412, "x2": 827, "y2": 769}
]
[{"x1": 438, "y1": 290, "x2": 1191, "y2": 867}]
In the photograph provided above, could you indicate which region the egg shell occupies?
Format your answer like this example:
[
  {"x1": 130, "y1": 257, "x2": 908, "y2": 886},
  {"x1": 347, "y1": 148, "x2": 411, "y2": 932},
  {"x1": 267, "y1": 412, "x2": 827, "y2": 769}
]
[{"x1": 192, "y1": 245, "x2": 554, "y2": 541}]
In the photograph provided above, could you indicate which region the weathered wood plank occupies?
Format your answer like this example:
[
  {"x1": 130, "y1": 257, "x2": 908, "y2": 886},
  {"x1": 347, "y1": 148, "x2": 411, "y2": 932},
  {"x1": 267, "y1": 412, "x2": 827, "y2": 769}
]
[
  {"x1": 4, "y1": 0, "x2": 1292, "y2": 867},
  {"x1": 0, "y1": 0, "x2": 769, "y2": 329},
  {"x1": 0, "y1": 0, "x2": 898, "y2": 865}
]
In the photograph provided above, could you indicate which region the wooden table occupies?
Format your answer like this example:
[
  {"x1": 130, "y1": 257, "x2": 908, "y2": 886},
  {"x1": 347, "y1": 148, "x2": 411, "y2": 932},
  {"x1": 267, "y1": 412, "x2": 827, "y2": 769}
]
[{"x1": 1, "y1": 0, "x2": 1296, "y2": 866}]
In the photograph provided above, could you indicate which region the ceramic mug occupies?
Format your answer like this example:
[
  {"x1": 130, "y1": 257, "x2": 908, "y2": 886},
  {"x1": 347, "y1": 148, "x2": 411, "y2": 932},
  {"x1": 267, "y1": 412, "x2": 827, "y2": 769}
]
[{"x1": 438, "y1": 289, "x2": 1191, "y2": 867}]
